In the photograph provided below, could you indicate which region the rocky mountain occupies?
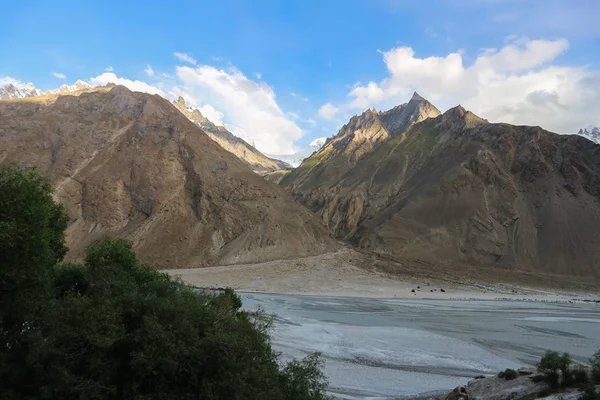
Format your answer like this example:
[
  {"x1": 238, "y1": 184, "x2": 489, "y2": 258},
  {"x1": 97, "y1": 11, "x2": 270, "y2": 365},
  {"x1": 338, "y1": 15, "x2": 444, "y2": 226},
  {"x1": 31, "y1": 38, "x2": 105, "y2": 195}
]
[
  {"x1": 281, "y1": 95, "x2": 600, "y2": 276},
  {"x1": 172, "y1": 96, "x2": 291, "y2": 174},
  {"x1": 0, "y1": 82, "x2": 43, "y2": 99},
  {"x1": 0, "y1": 85, "x2": 337, "y2": 268},
  {"x1": 267, "y1": 137, "x2": 328, "y2": 167},
  {"x1": 282, "y1": 92, "x2": 441, "y2": 189},
  {"x1": 1, "y1": 80, "x2": 93, "y2": 100},
  {"x1": 578, "y1": 125, "x2": 600, "y2": 144},
  {"x1": 46, "y1": 79, "x2": 92, "y2": 95}
]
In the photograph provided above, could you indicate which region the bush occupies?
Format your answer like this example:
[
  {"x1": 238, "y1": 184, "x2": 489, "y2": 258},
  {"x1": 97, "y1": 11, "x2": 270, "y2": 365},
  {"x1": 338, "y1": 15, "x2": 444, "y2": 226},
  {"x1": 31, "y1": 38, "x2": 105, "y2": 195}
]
[
  {"x1": 503, "y1": 369, "x2": 519, "y2": 380},
  {"x1": 0, "y1": 167, "x2": 331, "y2": 400},
  {"x1": 591, "y1": 350, "x2": 600, "y2": 383},
  {"x1": 579, "y1": 387, "x2": 600, "y2": 400},
  {"x1": 570, "y1": 365, "x2": 590, "y2": 386},
  {"x1": 538, "y1": 351, "x2": 572, "y2": 389}
]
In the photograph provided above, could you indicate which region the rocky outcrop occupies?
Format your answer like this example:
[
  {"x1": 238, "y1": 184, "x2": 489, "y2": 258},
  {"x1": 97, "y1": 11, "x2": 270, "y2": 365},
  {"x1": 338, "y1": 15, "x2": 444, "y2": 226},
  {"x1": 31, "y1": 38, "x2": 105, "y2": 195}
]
[
  {"x1": 281, "y1": 94, "x2": 600, "y2": 276},
  {"x1": 281, "y1": 92, "x2": 441, "y2": 189},
  {"x1": 172, "y1": 96, "x2": 290, "y2": 174},
  {"x1": 443, "y1": 386, "x2": 470, "y2": 400},
  {"x1": 0, "y1": 85, "x2": 337, "y2": 268}
]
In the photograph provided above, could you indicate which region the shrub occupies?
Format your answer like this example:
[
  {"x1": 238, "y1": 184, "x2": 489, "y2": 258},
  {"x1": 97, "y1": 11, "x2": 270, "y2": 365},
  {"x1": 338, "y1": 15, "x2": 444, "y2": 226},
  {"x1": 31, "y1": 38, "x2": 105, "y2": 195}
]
[
  {"x1": 591, "y1": 350, "x2": 600, "y2": 383},
  {"x1": 570, "y1": 365, "x2": 590, "y2": 386},
  {"x1": 503, "y1": 369, "x2": 519, "y2": 380},
  {"x1": 579, "y1": 387, "x2": 600, "y2": 400},
  {"x1": 538, "y1": 351, "x2": 572, "y2": 389}
]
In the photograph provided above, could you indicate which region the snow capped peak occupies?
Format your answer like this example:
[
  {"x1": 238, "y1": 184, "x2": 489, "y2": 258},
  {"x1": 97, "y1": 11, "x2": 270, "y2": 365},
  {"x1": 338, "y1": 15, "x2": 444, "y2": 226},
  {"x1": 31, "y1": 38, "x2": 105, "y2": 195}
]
[
  {"x1": 0, "y1": 81, "x2": 43, "y2": 100},
  {"x1": 0, "y1": 78, "x2": 98, "y2": 101},
  {"x1": 267, "y1": 137, "x2": 330, "y2": 167},
  {"x1": 47, "y1": 80, "x2": 93, "y2": 95},
  {"x1": 577, "y1": 125, "x2": 600, "y2": 144},
  {"x1": 309, "y1": 137, "x2": 327, "y2": 149}
]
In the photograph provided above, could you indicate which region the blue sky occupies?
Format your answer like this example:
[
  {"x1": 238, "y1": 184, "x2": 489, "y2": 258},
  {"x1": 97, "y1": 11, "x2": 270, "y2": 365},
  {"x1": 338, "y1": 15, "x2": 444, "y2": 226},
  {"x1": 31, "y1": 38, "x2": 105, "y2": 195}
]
[{"x1": 2, "y1": 0, "x2": 600, "y2": 154}]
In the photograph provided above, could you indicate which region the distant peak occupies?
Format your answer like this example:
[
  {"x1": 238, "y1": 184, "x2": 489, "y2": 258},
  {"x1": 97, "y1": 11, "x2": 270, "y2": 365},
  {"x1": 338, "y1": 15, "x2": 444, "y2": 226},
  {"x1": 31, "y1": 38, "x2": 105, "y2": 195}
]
[
  {"x1": 309, "y1": 137, "x2": 327, "y2": 148},
  {"x1": 176, "y1": 96, "x2": 187, "y2": 106},
  {"x1": 410, "y1": 91, "x2": 426, "y2": 102},
  {"x1": 441, "y1": 105, "x2": 487, "y2": 128}
]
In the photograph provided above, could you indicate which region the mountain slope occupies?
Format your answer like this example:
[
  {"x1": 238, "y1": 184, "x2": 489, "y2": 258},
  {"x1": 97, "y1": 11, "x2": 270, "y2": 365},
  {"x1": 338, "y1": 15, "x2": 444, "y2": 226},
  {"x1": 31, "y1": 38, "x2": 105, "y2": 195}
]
[
  {"x1": 282, "y1": 97, "x2": 600, "y2": 276},
  {"x1": 281, "y1": 91, "x2": 441, "y2": 191},
  {"x1": 172, "y1": 97, "x2": 290, "y2": 173},
  {"x1": 0, "y1": 85, "x2": 336, "y2": 267}
]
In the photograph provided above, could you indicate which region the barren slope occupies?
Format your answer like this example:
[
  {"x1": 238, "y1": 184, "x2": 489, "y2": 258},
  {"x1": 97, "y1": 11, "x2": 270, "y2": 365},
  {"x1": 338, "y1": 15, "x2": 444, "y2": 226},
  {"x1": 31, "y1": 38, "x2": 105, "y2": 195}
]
[
  {"x1": 0, "y1": 85, "x2": 337, "y2": 268},
  {"x1": 282, "y1": 101, "x2": 600, "y2": 276}
]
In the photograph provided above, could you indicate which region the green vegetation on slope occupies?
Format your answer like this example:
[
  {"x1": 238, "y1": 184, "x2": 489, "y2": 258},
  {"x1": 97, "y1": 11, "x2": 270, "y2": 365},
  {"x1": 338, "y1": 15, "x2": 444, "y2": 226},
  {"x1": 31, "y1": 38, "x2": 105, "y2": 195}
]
[{"x1": 0, "y1": 164, "x2": 330, "y2": 400}]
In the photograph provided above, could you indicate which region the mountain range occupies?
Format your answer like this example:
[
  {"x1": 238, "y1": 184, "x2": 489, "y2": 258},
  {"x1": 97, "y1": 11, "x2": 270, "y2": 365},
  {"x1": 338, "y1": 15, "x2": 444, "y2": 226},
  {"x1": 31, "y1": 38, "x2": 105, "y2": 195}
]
[
  {"x1": 0, "y1": 85, "x2": 337, "y2": 267},
  {"x1": 281, "y1": 93, "x2": 600, "y2": 276},
  {"x1": 2, "y1": 81, "x2": 600, "y2": 277},
  {"x1": 0, "y1": 80, "x2": 92, "y2": 100},
  {"x1": 1, "y1": 81, "x2": 292, "y2": 174}
]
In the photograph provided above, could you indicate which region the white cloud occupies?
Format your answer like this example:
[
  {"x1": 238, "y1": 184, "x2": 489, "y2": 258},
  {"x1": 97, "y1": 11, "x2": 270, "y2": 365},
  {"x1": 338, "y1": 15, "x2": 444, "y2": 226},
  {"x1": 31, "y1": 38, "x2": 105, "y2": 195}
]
[
  {"x1": 176, "y1": 65, "x2": 303, "y2": 154},
  {"x1": 318, "y1": 103, "x2": 340, "y2": 120},
  {"x1": 290, "y1": 92, "x2": 297, "y2": 97},
  {"x1": 198, "y1": 104, "x2": 224, "y2": 126},
  {"x1": 89, "y1": 72, "x2": 164, "y2": 95},
  {"x1": 105, "y1": 66, "x2": 113, "y2": 72},
  {"x1": 52, "y1": 72, "x2": 67, "y2": 79},
  {"x1": 255, "y1": 72, "x2": 262, "y2": 79},
  {"x1": 145, "y1": 65, "x2": 155, "y2": 77},
  {"x1": 0, "y1": 76, "x2": 24, "y2": 86},
  {"x1": 173, "y1": 52, "x2": 197, "y2": 65},
  {"x1": 325, "y1": 37, "x2": 600, "y2": 133}
]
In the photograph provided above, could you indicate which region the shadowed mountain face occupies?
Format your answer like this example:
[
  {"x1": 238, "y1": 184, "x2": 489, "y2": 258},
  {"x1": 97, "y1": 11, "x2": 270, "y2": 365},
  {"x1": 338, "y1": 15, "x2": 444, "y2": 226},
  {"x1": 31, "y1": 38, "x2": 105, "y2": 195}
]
[
  {"x1": 282, "y1": 97, "x2": 600, "y2": 276},
  {"x1": 172, "y1": 97, "x2": 291, "y2": 174},
  {"x1": 0, "y1": 86, "x2": 337, "y2": 268}
]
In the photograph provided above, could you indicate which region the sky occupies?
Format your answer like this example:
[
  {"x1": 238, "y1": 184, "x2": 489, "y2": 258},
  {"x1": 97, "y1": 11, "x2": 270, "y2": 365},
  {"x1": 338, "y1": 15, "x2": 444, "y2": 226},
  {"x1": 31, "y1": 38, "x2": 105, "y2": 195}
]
[{"x1": 1, "y1": 0, "x2": 600, "y2": 154}]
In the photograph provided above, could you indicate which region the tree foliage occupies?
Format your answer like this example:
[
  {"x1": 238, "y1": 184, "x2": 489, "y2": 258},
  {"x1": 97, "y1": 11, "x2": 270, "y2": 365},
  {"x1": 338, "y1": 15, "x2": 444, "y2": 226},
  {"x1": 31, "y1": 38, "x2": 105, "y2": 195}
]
[
  {"x1": 538, "y1": 351, "x2": 572, "y2": 389},
  {"x1": 0, "y1": 165, "x2": 330, "y2": 400}
]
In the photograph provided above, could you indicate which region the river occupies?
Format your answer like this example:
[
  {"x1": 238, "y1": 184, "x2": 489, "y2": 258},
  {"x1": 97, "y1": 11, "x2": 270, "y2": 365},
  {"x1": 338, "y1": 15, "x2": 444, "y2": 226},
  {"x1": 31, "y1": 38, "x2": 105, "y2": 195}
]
[{"x1": 240, "y1": 293, "x2": 600, "y2": 399}]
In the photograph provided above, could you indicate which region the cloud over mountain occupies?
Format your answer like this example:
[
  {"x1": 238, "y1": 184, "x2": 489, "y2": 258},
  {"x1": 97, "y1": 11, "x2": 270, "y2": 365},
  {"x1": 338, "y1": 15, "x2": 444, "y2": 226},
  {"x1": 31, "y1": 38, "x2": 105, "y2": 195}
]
[{"x1": 325, "y1": 37, "x2": 600, "y2": 133}]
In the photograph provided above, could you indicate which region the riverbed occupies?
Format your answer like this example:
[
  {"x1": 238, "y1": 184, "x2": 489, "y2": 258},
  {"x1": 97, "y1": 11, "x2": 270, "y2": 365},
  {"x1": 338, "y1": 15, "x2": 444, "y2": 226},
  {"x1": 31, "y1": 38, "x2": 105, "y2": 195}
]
[{"x1": 240, "y1": 293, "x2": 600, "y2": 399}]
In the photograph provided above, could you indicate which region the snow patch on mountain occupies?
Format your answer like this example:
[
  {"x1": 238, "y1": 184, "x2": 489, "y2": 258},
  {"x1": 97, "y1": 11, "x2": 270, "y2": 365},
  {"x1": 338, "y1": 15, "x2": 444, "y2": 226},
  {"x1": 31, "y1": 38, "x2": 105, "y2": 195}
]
[
  {"x1": 0, "y1": 82, "x2": 43, "y2": 100},
  {"x1": 0, "y1": 79, "x2": 93, "y2": 100},
  {"x1": 577, "y1": 125, "x2": 600, "y2": 144},
  {"x1": 267, "y1": 137, "x2": 329, "y2": 167},
  {"x1": 47, "y1": 80, "x2": 92, "y2": 94}
]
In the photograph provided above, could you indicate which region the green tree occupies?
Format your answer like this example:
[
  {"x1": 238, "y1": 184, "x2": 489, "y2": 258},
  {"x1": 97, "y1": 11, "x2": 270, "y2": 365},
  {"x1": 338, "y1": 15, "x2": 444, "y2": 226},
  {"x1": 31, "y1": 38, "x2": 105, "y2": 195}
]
[
  {"x1": 0, "y1": 165, "x2": 68, "y2": 324},
  {"x1": 38, "y1": 239, "x2": 330, "y2": 399},
  {"x1": 538, "y1": 351, "x2": 572, "y2": 389},
  {"x1": 0, "y1": 167, "x2": 330, "y2": 399},
  {"x1": 0, "y1": 165, "x2": 68, "y2": 399}
]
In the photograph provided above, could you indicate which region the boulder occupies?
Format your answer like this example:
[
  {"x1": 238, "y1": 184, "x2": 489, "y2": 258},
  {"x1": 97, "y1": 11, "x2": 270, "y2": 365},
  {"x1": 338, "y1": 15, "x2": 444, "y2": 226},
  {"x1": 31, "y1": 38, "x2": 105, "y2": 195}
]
[{"x1": 444, "y1": 386, "x2": 470, "y2": 400}]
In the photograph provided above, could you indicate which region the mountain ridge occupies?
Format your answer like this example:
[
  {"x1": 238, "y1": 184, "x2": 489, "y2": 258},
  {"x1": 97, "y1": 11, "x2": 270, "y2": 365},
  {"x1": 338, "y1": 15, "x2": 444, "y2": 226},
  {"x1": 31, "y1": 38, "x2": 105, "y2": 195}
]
[
  {"x1": 0, "y1": 85, "x2": 337, "y2": 267},
  {"x1": 171, "y1": 96, "x2": 291, "y2": 173},
  {"x1": 281, "y1": 94, "x2": 600, "y2": 276}
]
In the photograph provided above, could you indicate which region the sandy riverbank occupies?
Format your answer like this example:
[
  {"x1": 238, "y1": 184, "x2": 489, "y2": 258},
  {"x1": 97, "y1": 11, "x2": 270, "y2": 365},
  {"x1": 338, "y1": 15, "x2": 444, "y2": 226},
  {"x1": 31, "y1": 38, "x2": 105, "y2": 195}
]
[{"x1": 165, "y1": 248, "x2": 600, "y2": 303}]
